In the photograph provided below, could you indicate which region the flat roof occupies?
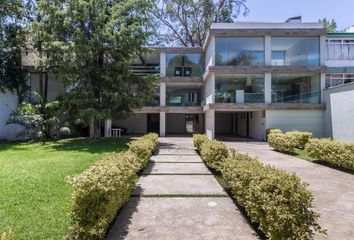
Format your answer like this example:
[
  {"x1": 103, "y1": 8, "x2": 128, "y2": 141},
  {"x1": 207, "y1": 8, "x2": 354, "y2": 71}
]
[{"x1": 210, "y1": 22, "x2": 323, "y2": 30}]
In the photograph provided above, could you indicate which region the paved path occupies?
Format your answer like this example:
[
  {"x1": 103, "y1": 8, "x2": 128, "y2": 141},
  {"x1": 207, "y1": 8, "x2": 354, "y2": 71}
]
[
  {"x1": 107, "y1": 137, "x2": 259, "y2": 240},
  {"x1": 222, "y1": 140, "x2": 354, "y2": 240}
]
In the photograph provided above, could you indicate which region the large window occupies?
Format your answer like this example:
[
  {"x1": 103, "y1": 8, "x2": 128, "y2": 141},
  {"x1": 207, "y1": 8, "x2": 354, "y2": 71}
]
[
  {"x1": 215, "y1": 37, "x2": 265, "y2": 66},
  {"x1": 271, "y1": 37, "x2": 320, "y2": 66},
  {"x1": 215, "y1": 74, "x2": 265, "y2": 103},
  {"x1": 326, "y1": 39, "x2": 354, "y2": 60},
  {"x1": 166, "y1": 85, "x2": 201, "y2": 106},
  {"x1": 326, "y1": 74, "x2": 354, "y2": 88},
  {"x1": 166, "y1": 54, "x2": 204, "y2": 77},
  {"x1": 271, "y1": 74, "x2": 320, "y2": 103}
]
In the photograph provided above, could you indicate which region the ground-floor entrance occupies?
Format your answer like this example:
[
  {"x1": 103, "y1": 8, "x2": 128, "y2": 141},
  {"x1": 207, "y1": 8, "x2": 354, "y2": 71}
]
[{"x1": 166, "y1": 113, "x2": 204, "y2": 135}]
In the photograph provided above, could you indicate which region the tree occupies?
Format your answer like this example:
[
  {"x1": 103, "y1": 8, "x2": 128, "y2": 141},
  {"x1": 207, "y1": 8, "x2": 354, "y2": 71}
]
[
  {"x1": 33, "y1": 0, "x2": 158, "y2": 138},
  {"x1": 319, "y1": 18, "x2": 337, "y2": 33},
  {"x1": 152, "y1": 0, "x2": 249, "y2": 47},
  {"x1": 0, "y1": 0, "x2": 35, "y2": 102}
]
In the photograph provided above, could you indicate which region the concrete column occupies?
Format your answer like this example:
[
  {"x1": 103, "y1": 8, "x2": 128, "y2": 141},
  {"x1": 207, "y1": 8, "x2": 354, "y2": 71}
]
[
  {"x1": 104, "y1": 119, "x2": 112, "y2": 138},
  {"x1": 89, "y1": 119, "x2": 94, "y2": 138},
  {"x1": 211, "y1": 74, "x2": 215, "y2": 104},
  {"x1": 265, "y1": 73, "x2": 272, "y2": 104},
  {"x1": 160, "y1": 52, "x2": 166, "y2": 77},
  {"x1": 160, "y1": 82, "x2": 166, "y2": 107},
  {"x1": 320, "y1": 35, "x2": 326, "y2": 66},
  {"x1": 160, "y1": 112, "x2": 166, "y2": 137},
  {"x1": 205, "y1": 109, "x2": 215, "y2": 139},
  {"x1": 265, "y1": 36, "x2": 272, "y2": 66},
  {"x1": 320, "y1": 73, "x2": 326, "y2": 102}
]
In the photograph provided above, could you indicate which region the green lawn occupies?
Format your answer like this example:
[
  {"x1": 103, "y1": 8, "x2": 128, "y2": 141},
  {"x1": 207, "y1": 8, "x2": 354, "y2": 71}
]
[{"x1": 0, "y1": 138, "x2": 128, "y2": 240}]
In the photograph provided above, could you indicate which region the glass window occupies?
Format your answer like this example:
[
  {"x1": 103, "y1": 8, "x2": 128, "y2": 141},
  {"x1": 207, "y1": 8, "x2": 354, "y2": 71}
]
[
  {"x1": 215, "y1": 74, "x2": 265, "y2": 103},
  {"x1": 166, "y1": 85, "x2": 201, "y2": 106},
  {"x1": 215, "y1": 37, "x2": 265, "y2": 66},
  {"x1": 166, "y1": 54, "x2": 204, "y2": 77},
  {"x1": 343, "y1": 40, "x2": 354, "y2": 60},
  {"x1": 272, "y1": 74, "x2": 320, "y2": 103},
  {"x1": 326, "y1": 73, "x2": 354, "y2": 88},
  {"x1": 271, "y1": 37, "x2": 320, "y2": 66}
]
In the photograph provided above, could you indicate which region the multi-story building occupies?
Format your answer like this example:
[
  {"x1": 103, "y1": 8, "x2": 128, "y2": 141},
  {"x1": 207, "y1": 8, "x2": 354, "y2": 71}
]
[{"x1": 1, "y1": 20, "x2": 354, "y2": 142}]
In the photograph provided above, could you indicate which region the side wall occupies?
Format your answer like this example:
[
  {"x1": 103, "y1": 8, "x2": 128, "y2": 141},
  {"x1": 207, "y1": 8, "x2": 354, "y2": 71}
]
[
  {"x1": 323, "y1": 83, "x2": 354, "y2": 143},
  {"x1": 0, "y1": 91, "x2": 22, "y2": 141},
  {"x1": 265, "y1": 110, "x2": 324, "y2": 137},
  {"x1": 114, "y1": 113, "x2": 147, "y2": 134}
]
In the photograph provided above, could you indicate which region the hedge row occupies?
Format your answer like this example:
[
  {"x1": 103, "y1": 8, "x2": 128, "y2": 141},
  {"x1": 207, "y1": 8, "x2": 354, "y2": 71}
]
[
  {"x1": 306, "y1": 138, "x2": 354, "y2": 170},
  {"x1": 268, "y1": 129, "x2": 313, "y2": 153},
  {"x1": 193, "y1": 135, "x2": 324, "y2": 240},
  {"x1": 67, "y1": 133, "x2": 158, "y2": 240}
]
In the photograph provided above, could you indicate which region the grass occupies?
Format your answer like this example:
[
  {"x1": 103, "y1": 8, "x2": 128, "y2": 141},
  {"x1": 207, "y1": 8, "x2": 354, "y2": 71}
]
[
  {"x1": 0, "y1": 138, "x2": 128, "y2": 240},
  {"x1": 293, "y1": 149, "x2": 318, "y2": 161}
]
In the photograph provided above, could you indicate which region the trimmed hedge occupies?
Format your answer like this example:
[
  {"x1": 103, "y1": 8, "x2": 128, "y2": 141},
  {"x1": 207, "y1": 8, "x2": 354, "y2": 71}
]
[
  {"x1": 1, "y1": 230, "x2": 13, "y2": 240},
  {"x1": 268, "y1": 132, "x2": 298, "y2": 153},
  {"x1": 194, "y1": 139, "x2": 324, "y2": 240},
  {"x1": 192, "y1": 134, "x2": 209, "y2": 152},
  {"x1": 286, "y1": 130, "x2": 313, "y2": 149},
  {"x1": 306, "y1": 138, "x2": 354, "y2": 170},
  {"x1": 265, "y1": 128, "x2": 282, "y2": 141},
  {"x1": 200, "y1": 139, "x2": 229, "y2": 170},
  {"x1": 220, "y1": 152, "x2": 323, "y2": 240},
  {"x1": 67, "y1": 133, "x2": 158, "y2": 240}
]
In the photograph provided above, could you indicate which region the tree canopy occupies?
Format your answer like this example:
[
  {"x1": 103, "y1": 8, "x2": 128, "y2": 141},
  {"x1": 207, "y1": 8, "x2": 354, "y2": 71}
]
[
  {"x1": 152, "y1": 0, "x2": 249, "y2": 47},
  {"x1": 33, "y1": 0, "x2": 158, "y2": 137},
  {"x1": 319, "y1": 18, "x2": 337, "y2": 33}
]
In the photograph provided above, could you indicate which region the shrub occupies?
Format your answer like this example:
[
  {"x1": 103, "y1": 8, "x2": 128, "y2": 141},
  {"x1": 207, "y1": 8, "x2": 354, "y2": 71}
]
[
  {"x1": 286, "y1": 130, "x2": 313, "y2": 149},
  {"x1": 265, "y1": 128, "x2": 282, "y2": 141},
  {"x1": 67, "y1": 133, "x2": 157, "y2": 239},
  {"x1": 193, "y1": 134, "x2": 209, "y2": 152},
  {"x1": 1, "y1": 229, "x2": 13, "y2": 240},
  {"x1": 59, "y1": 127, "x2": 71, "y2": 138},
  {"x1": 306, "y1": 138, "x2": 354, "y2": 170},
  {"x1": 200, "y1": 139, "x2": 228, "y2": 170},
  {"x1": 220, "y1": 153, "x2": 323, "y2": 240},
  {"x1": 268, "y1": 132, "x2": 297, "y2": 153}
]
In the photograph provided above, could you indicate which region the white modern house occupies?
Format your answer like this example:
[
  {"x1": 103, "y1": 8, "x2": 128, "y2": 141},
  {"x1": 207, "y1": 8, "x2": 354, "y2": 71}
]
[{"x1": 1, "y1": 19, "x2": 354, "y2": 142}]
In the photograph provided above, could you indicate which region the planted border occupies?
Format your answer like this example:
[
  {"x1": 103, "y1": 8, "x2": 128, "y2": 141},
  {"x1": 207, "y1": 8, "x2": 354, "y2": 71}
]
[
  {"x1": 66, "y1": 133, "x2": 158, "y2": 239},
  {"x1": 193, "y1": 135, "x2": 324, "y2": 240}
]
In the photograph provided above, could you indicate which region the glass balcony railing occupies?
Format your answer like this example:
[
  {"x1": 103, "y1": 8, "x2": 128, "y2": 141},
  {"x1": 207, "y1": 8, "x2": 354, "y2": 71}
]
[
  {"x1": 215, "y1": 90, "x2": 265, "y2": 104},
  {"x1": 272, "y1": 90, "x2": 321, "y2": 104}
]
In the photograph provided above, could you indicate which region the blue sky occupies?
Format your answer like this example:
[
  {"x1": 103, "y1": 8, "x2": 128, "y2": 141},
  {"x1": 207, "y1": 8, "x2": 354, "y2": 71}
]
[{"x1": 238, "y1": 0, "x2": 354, "y2": 31}]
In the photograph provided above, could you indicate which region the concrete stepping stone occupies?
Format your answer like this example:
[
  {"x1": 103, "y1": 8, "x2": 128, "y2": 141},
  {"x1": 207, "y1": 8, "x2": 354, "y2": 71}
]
[
  {"x1": 150, "y1": 154, "x2": 203, "y2": 163},
  {"x1": 106, "y1": 197, "x2": 259, "y2": 240},
  {"x1": 133, "y1": 175, "x2": 227, "y2": 196},
  {"x1": 143, "y1": 162, "x2": 211, "y2": 175},
  {"x1": 156, "y1": 149, "x2": 197, "y2": 155}
]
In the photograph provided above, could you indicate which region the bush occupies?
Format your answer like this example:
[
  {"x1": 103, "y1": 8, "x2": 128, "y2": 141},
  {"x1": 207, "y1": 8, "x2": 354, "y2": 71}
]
[
  {"x1": 220, "y1": 152, "x2": 323, "y2": 240},
  {"x1": 306, "y1": 138, "x2": 354, "y2": 170},
  {"x1": 1, "y1": 229, "x2": 13, "y2": 240},
  {"x1": 59, "y1": 127, "x2": 71, "y2": 138},
  {"x1": 200, "y1": 139, "x2": 229, "y2": 170},
  {"x1": 268, "y1": 132, "x2": 297, "y2": 153},
  {"x1": 67, "y1": 133, "x2": 157, "y2": 239},
  {"x1": 286, "y1": 130, "x2": 313, "y2": 149},
  {"x1": 193, "y1": 134, "x2": 209, "y2": 152},
  {"x1": 265, "y1": 128, "x2": 282, "y2": 141}
]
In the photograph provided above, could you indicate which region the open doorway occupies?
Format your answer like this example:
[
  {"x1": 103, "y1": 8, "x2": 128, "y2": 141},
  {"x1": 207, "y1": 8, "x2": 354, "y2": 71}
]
[
  {"x1": 147, "y1": 114, "x2": 159, "y2": 134},
  {"x1": 185, "y1": 114, "x2": 199, "y2": 134}
]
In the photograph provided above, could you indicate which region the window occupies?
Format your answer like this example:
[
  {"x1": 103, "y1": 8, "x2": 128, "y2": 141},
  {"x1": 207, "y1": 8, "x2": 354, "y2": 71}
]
[
  {"x1": 166, "y1": 54, "x2": 204, "y2": 77},
  {"x1": 271, "y1": 74, "x2": 321, "y2": 103},
  {"x1": 215, "y1": 37, "x2": 265, "y2": 66},
  {"x1": 215, "y1": 74, "x2": 265, "y2": 103},
  {"x1": 166, "y1": 85, "x2": 201, "y2": 106},
  {"x1": 326, "y1": 74, "x2": 354, "y2": 88},
  {"x1": 326, "y1": 39, "x2": 354, "y2": 60},
  {"x1": 271, "y1": 37, "x2": 320, "y2": 66}
]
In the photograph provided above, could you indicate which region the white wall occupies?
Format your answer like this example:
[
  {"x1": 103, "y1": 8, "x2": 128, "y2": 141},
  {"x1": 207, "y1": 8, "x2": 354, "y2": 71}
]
[
  {"x1": 205, "y1": 109, "x2": 215, "y2": 139},
  {"x1": 0, "y1": 91, "x2": 22, "y2": 141},
  {"x1": 323, "y1": 84, "x2": 354, "y2": 143},
  {"x1": 203, "y1": 74, "x2": 215, "y2": 105},
  {"x1": 249, "y1": 111, "x2": 266, "y2": 140},
  {"x1": 266, "y1": 110, "x2": 324, "y2": 137},
  {"x1": 166, "y1": 113, "x2": 185, "y2": 134},
  {"x1": 114, "y1": 113, "x2": 147, "y2": 134},
  {"x1": 205, "y1": 37, "x2": 215, "y2": 69}
]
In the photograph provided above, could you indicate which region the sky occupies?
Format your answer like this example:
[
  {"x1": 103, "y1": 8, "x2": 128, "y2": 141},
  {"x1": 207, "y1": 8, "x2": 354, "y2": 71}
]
[{"x1": 237, "y1": 0, "x2": 354, "y2": 31}]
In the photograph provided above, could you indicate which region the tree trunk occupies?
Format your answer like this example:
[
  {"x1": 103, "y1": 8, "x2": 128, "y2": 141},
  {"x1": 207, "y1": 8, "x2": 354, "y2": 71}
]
[{"x1": 92, "y1": 119, "x2": 101, "y2": 139}]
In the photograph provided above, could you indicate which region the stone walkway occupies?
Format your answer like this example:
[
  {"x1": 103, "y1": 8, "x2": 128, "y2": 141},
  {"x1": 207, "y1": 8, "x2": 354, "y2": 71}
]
[
  {"x1": 107, "y1": 137, "x2": 259, "y2": 240},
  {"x1": 222, "y1": 140, "x2": 354, "y2": 240}
]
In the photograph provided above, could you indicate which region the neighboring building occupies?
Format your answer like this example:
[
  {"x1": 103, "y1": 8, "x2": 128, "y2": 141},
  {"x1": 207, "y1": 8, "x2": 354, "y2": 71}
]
[{"x1": 1, "y1": 20, "x2": 354, "y2": 142}]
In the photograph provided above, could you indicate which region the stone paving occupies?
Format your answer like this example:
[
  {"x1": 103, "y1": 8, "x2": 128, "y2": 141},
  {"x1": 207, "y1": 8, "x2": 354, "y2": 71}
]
[
  {"x1": 222, "y1": 140, "x2": 354, "y2": 240},
  {"x1": 106, "y1": 137, "x2": 259, "y2": 240}
]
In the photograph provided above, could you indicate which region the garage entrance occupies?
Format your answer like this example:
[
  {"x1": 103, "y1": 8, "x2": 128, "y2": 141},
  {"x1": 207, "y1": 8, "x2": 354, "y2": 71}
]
[
  {"x1": 166, "y1": 113, "x2": 204, "y2": 135},
  {"x1": 215, "y1": 111, "x2": 265, "y2": 140}
]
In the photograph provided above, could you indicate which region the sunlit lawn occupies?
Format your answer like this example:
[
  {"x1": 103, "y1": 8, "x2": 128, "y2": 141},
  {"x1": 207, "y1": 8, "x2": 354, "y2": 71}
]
[{"x1": 0, "y1": 138, "x2": 128, "y2": 240}]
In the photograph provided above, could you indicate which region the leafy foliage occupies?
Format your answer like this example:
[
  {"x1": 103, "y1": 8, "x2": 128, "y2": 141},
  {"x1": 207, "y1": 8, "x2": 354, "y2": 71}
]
[
  {"x1": 268, "y1": 132, "x2": 298, "y2": 153},
  {"x1": 265, "y1": 128, "x2": 282, "y2": 141},
  {"x1": 200, "y1": 139, "x2": 229, "y2": 170},
  {"x1": 306, "y1": 138, "x2": 354, "y2": 170},
  {"x1": 33, "y1": 0, "x2": 158, "y2": 137},
  {"x1": 152, "y1": 0, "x2": 249, "y2": 46},
  {"x1": 319, "y1": 18, "x2": 337, "y2": 32},
  {"x1": 67, "y1": 133, "x2": 158, "y2": 239},
  {"x1": 192, "y1": 134, "x2": 209, "y2": 152},
  {"x1": 286, "y1": 130, "x2": 313, "y2": 150}
]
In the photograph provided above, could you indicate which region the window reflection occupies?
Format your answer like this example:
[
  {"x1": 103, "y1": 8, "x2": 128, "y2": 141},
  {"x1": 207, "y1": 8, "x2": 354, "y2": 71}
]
[{"x1": 166, "y1": 54, "x2": 204, "y2": 77}]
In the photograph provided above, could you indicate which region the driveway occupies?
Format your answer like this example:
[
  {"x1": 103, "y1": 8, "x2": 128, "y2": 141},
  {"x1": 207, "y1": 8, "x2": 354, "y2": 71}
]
[{"x1": 222, "y1": 139, "x2": 354, "y2": 240}]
